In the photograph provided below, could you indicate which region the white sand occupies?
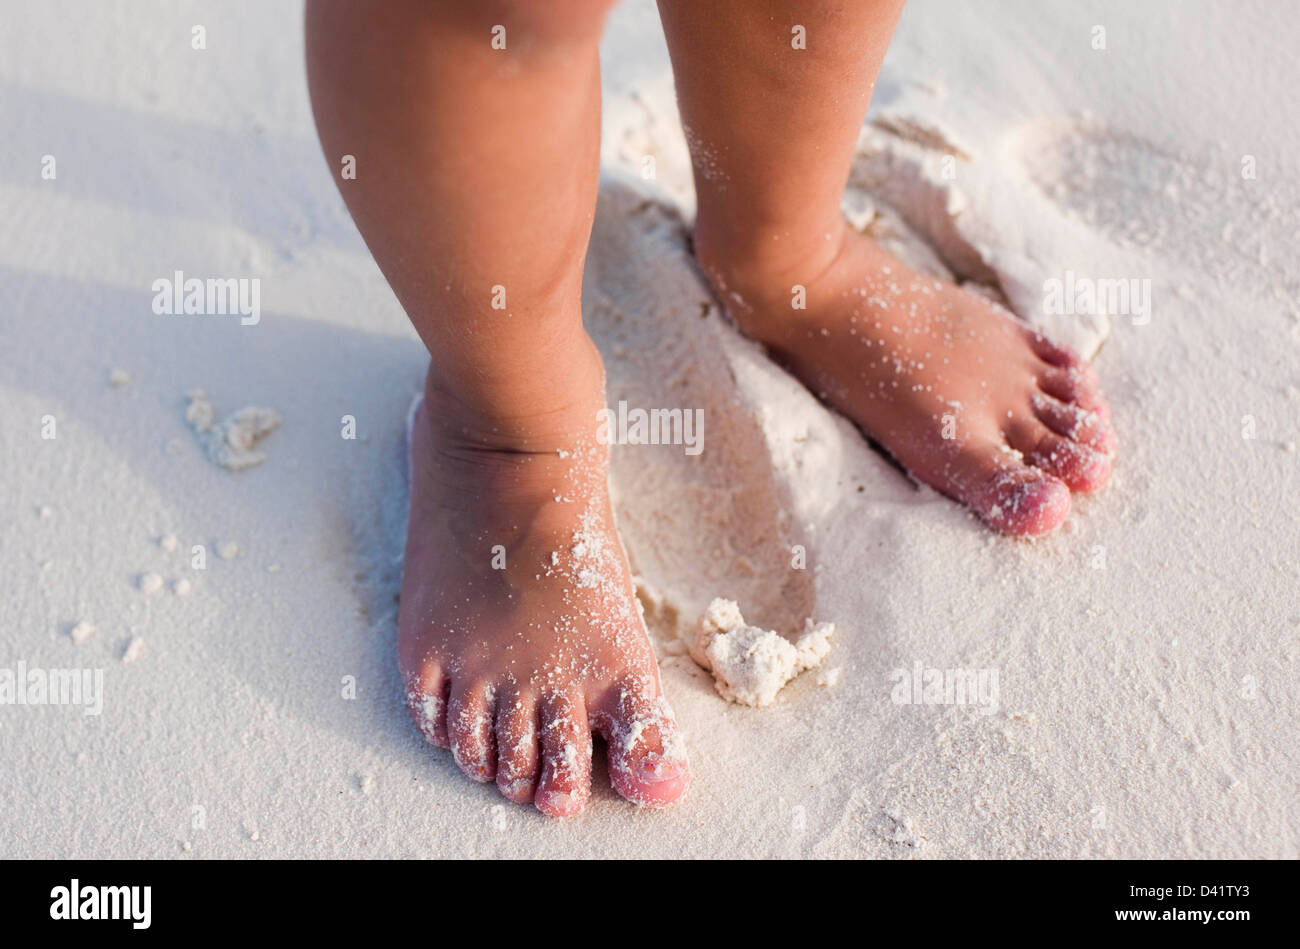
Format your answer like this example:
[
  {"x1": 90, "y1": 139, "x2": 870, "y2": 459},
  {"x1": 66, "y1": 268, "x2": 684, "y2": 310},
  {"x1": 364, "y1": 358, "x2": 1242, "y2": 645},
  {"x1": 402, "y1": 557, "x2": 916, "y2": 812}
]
[{"x1": 1, "y1": 0, "x2": 1296, "y2": 858}]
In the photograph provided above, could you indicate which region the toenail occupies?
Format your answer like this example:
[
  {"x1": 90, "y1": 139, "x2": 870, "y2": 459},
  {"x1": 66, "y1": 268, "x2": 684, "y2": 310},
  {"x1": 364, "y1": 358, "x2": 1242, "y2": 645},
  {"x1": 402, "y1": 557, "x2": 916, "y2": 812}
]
[
  {"x1": 1019, "y1": 479, "x2": 1054, "y2": 502},
  {"x1": 636, "y1": 753, "x2": 684, "y2": 784},
  {"x1": 453, "y1": 749, "x2": 493, "y2": 781},
  {"x1": 500, "y1": 778, "x2": 532, "y2": 800},
  {"x1": 537, "y1": 790, "x2": 580, "y2": 815}
]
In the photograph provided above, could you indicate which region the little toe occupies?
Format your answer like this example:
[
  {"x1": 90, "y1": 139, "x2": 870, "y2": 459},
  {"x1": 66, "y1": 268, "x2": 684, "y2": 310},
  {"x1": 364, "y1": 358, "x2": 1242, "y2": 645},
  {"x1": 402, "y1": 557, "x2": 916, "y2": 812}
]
[
  {"x1": 534, "y1": 692, "x2": 592, "y2": 818},
  {"x1": 1032, "y1": 392, "x2": 1117, "y2": 454},
  {"x1": 494, "y1": 689, "x2": 539, "y2": 804},
  {"x1": 405, "y1": 667, "x2": 449, "y2": 749},
  {"x1": 1024, "y1": 430, "x2": 1112, "y2": 492},
  {"x1": 447, "y1": 682, "x2": 497, "y2": 783},
  {"x1": 594, "y1": 680, "x2": 690, "y2": 808}
]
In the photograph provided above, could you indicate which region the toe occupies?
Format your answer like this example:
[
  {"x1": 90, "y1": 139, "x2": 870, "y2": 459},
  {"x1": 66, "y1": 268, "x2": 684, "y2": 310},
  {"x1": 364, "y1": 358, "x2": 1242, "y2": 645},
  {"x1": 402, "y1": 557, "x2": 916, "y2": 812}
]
[
  {"x1": 1037, "y1": 365, "x2": 1108, "y2": 416},
  {"x1": 1032, "y1": 393, "x2": 1117, "y2": 454},
  {"x1": 534, "y1": 692, "x2": 592, "y2": 817},
  {"x1": 447, "y1": 682, "x2": 497, "y2": 783},
  {"x1": 1026, "y1": 331, "x2": 1084, "y2": 369},
  {"x1": 932, "y1": 436, "x2": 1071, "y2": 536},
  {"x1": 1024, "y1": 430, "x2": 1112, "y2": 492},
  {"x1": 494, "y1": 689, "x2": 539, "y2": 804},
  {"x1": 593, "y1": 679, "x2": 690, "y2": 809},
  {"x1": 972, "y1": 463, "x2": 1072, "y2": 535},
  {"x1": 405, "y1": 667, "x2": 449, "y2": 749}
]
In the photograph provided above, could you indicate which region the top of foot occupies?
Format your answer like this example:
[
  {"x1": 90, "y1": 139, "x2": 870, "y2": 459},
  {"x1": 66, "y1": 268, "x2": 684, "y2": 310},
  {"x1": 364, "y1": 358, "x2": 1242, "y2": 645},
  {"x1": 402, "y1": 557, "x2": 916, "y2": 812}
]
[{"x1": 701, "y1": 223, "x2": 1116, "y2": 536}]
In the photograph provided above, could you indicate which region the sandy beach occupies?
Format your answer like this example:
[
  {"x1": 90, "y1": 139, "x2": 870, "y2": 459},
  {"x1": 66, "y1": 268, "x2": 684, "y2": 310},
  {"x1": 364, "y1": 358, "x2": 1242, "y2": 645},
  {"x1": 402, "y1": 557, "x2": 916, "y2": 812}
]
[{"x1": 1, "y1": 0, "x2": 1296, "y2": 858}]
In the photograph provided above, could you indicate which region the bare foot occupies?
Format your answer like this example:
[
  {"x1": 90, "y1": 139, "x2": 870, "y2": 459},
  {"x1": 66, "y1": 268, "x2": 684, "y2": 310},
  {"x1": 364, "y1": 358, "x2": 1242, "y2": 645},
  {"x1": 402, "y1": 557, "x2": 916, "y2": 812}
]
[
  {"x1": 399, "y1": 369, "x2": 689, "y2": 817},
  {"x1": 699, "y1": 222, "x2": 1116, "y2": 536}
]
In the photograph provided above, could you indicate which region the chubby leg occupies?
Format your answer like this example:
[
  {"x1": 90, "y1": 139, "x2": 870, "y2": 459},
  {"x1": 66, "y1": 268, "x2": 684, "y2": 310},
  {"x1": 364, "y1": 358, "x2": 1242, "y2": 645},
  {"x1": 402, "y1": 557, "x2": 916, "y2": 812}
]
[
  {"x1": 307, "y1": 0, "x2": 687, "y2": 816},
  {"x1": 659, "y1": 0, "x2": 1114, "y2": 535}
]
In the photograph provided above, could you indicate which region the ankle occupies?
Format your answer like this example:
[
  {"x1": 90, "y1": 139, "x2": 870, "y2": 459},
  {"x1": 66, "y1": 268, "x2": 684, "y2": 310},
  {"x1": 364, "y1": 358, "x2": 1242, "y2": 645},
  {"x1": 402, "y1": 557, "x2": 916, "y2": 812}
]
[
  {"x1": 414, "y1": 381, "x2": 610, "y2": 517},
  {"x1": 420, "y1": 339, "x2": 608, "y2": 457},
  {"x1": 692, "y1": 213, "x2": 853, "y2": 331}
]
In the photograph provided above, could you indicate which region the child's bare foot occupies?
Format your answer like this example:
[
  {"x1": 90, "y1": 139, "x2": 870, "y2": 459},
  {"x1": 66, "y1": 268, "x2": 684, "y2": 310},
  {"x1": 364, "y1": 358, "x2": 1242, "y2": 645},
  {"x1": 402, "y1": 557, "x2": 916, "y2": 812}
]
[
  {"x1": 698, "y1": 222, "x2": 1116, "y2": 536},
  {"x1": 399, "y1": 368, "x2": 689, "y2": 817}
]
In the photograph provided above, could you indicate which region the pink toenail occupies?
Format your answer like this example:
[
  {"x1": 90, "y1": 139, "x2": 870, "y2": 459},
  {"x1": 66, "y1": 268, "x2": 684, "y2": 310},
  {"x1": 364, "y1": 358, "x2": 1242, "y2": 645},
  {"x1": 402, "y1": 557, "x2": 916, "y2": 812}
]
[
  {"x1": 500, "y1": 778, "x2": 533, "y2": 801},
  {"x1": 637, "y1": 754, "x2": 681, "y2": 783},
  {"x1": 536, "y1": 789, "x2": 583, "y2": 816}
]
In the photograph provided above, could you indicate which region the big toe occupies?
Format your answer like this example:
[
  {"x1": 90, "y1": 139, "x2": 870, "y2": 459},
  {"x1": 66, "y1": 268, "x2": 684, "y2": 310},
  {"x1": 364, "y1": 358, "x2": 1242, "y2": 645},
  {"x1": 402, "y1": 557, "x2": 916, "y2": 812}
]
[
  {"x1": 933, "y1": 437, "x2": 1071, "y2": 536},
  {"x1": 961, "y1": 454, "x2": 1071, "y2": 535},
  {"x1": 595, "y1": 680, "x2": 690, "y2": 808}
]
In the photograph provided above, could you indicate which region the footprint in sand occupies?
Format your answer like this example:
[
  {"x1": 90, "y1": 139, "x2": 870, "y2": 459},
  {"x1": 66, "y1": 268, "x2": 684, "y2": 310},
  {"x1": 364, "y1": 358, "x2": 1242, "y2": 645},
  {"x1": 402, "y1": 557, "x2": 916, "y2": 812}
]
[
  {"x1": 1015, "y1": 118, "x2": 1295, "y2": 304},
  {"x1": 583, "y1": 177, "x2": 822, "y2": 645}
]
